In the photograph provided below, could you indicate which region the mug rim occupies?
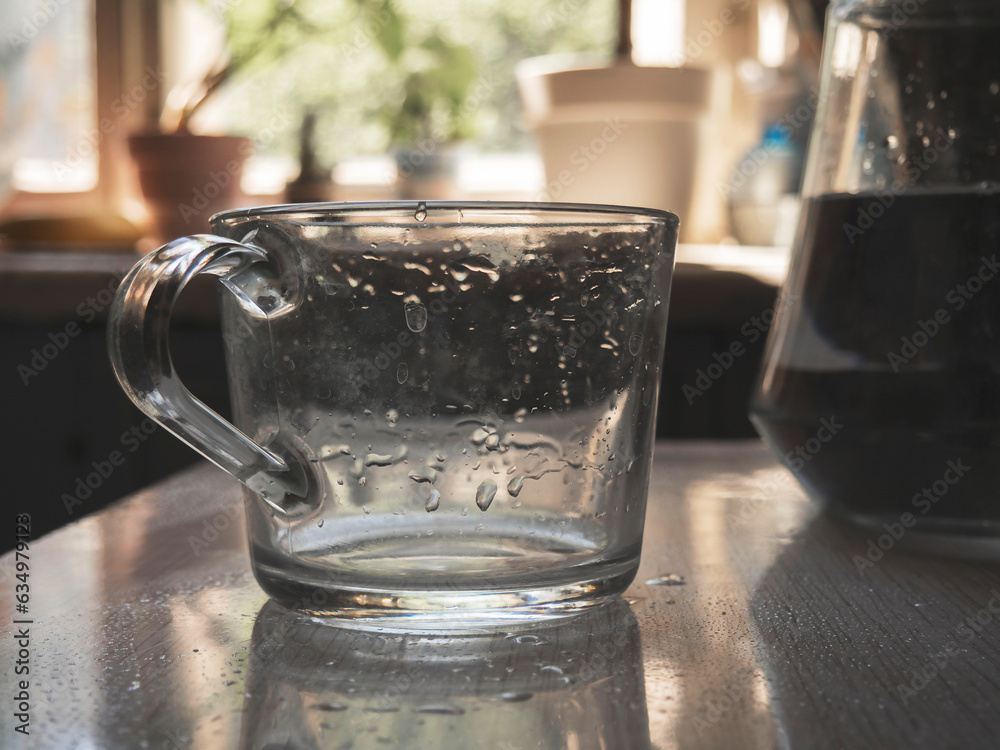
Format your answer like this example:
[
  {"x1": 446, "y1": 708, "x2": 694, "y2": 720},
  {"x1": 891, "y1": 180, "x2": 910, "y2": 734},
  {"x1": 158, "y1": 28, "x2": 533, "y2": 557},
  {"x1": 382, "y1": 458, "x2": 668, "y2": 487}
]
[{"x1": 211, "y1": 200, "x2": 679, "y2": 228}]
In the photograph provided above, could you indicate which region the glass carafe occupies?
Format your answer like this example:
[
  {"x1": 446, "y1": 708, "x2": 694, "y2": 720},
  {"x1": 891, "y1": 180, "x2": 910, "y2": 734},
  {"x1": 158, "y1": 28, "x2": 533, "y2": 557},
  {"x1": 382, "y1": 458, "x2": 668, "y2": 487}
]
[{"x1": 751, "y1": 0, "x2": 1000, "y2": 535}]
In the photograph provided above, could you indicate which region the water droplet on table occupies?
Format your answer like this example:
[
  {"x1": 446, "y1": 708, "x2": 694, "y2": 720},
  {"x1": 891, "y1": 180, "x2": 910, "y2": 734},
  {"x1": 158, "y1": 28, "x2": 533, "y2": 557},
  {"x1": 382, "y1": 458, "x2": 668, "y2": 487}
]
[{"x1": 646, "y1": 573, "x2": 686, "y2": 586}]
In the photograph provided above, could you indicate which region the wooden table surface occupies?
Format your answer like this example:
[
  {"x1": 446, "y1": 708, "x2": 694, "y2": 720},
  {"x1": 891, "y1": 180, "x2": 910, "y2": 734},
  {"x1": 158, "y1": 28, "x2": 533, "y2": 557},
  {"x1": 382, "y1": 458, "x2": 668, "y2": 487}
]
[{"x1": 3, "y1": 441, "x2": 1000, "y2": 750}]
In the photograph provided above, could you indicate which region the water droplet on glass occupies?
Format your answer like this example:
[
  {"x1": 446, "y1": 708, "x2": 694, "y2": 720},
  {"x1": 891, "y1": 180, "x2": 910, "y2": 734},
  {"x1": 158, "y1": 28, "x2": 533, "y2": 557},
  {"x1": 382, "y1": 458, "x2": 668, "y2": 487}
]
[
  {"x1": 396, "y1": 363, "x2": 408, "y2": 384},
  {"x1": 414, "y1": 202, "x2": 427, "y2": 221},
  {"x1": 364, "y1": 453, "x2": 394, "y2": 467},
  {"x1": 476, "y1": 479, "x2": 497, "y2": 511},
  {"x1": 459, "y1": 256, "x2": 500, "y2": 282},
  {"x1": 507, "y1": 476, "x2": 523, "y2": 497},
  {"x1": 386, "y1": 408, "x2": 399, "y2": 424},
  {"x1": 424, "y1": 489, "x2": 441, "y2": 512},
  {"x1": 414, "y1": 703, "x2": 464, "y2": 715},
  {"x1": 408, "y1": 466, "x2": 436, "y2": 483},
  {"x1": 514, "y1": 407, "x2": 528, "y2": 423},
  {"x1": 500, "y1": 692, "x2": 533, "y2": 702},
  {"x1": 404, "y1": 297, "x2": 428, "y2": 332},
  {"x1": 646, "y1": 573, "x2": 686, "y2": 586},
  {"x1": 362, "y1": 505, "x2": 372, "y2": 515},
  {"x1": 628, "y1": 334, "x2": 642, "y2": 355}
]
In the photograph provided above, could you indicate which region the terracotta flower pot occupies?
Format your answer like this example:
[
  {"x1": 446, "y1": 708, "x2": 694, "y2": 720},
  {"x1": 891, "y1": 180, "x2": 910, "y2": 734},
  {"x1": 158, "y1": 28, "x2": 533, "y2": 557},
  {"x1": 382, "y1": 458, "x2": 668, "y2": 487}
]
[{"x1": 127, "y1": 132, "x2": 253, "y2": 246}]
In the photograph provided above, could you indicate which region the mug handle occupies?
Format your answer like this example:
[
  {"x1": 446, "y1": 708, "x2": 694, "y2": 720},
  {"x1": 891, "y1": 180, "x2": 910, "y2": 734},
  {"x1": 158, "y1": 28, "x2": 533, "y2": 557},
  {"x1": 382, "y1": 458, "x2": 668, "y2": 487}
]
[{"x1": 108, "y1": 234, "x2": 307, "y2": 512}]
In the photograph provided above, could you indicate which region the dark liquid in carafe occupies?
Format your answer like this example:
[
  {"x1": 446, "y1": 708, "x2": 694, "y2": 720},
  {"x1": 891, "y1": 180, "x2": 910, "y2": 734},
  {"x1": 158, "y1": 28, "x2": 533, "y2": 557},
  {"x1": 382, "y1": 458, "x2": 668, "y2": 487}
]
[{"x1": 751, "y1": 189, "x2": 1000, "y2": 531}]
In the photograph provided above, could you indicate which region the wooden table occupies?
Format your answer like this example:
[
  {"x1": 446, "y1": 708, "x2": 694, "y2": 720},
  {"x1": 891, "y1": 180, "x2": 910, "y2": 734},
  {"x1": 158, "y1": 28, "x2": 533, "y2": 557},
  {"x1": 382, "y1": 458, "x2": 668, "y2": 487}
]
[{"x1": 3, "y1": 441, "x2": 999, "y2": 749}]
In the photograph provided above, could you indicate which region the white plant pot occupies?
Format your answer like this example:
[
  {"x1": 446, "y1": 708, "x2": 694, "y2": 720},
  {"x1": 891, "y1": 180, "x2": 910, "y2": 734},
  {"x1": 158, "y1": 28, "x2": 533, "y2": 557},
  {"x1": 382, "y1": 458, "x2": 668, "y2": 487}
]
[{"x1": 517, "y1": 56, "x2": 712, "y2": 239}]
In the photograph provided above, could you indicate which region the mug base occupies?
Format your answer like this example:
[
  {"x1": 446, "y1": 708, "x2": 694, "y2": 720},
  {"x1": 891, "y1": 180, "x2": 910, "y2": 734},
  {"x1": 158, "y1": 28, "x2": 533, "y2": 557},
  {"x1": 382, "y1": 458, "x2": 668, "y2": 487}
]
[{"x1": 250, "y1": 557, "x2": 638, "y2": 632}]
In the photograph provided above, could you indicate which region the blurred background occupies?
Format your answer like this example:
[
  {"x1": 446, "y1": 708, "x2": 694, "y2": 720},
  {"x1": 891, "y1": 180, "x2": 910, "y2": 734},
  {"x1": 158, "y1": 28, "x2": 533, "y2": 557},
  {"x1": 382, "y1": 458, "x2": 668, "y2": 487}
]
[{"x1": 0, "y1": 0, "x2": 828, "y2": 547}]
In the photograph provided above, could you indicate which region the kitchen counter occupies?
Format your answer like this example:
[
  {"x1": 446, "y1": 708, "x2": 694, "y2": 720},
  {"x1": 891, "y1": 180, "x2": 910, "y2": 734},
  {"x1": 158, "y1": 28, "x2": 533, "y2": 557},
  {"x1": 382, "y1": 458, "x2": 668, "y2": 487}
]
[{"x1": 3, "y1": 441, "x2": 1000, "y2": 748}]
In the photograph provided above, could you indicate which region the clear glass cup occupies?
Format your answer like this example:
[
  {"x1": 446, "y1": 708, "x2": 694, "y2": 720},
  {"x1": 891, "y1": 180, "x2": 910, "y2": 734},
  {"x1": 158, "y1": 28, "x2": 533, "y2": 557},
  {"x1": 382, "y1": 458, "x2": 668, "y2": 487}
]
[
  {"x1": 751, "y1": 1, "x2": 1000, "y2": 535},
  {"x1": 108, "y1": 202, "x2": 677, "y2": 625}
]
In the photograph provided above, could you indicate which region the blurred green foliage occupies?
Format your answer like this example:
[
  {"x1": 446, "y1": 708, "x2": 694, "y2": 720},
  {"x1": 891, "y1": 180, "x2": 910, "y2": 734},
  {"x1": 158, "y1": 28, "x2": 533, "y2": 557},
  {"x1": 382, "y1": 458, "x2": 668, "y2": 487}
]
[{"x1": 204, "y1": 0, "x2": 615, "y2": 162}]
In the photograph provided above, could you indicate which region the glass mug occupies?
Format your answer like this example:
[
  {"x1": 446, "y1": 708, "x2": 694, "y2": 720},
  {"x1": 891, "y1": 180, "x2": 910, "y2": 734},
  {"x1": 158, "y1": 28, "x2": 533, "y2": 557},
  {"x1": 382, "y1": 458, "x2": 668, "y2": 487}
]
[{"x1": 109, "y1": 202, "x2": 676, "y2": 625}]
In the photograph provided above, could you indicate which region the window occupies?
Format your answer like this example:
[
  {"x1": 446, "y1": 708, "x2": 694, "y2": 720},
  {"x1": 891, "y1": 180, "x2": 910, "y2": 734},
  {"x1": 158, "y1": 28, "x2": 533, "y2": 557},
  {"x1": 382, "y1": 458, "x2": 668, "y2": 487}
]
[
  {"x1": 2, "y1": 0, "x2": 97, "y2": 194},
  {"x1": 3, "y1": 0, "x2": 700, "y2": 208}
]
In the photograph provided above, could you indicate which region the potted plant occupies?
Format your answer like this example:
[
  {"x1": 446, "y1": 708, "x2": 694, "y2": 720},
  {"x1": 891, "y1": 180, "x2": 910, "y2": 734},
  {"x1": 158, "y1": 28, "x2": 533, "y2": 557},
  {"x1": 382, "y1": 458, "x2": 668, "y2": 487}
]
[
  {"x1": 379, "y1": 34, "x2": 480, "y2": 200},
  {"x1": 128, "y1": 0, "x2": 316, "y2": 244}
]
